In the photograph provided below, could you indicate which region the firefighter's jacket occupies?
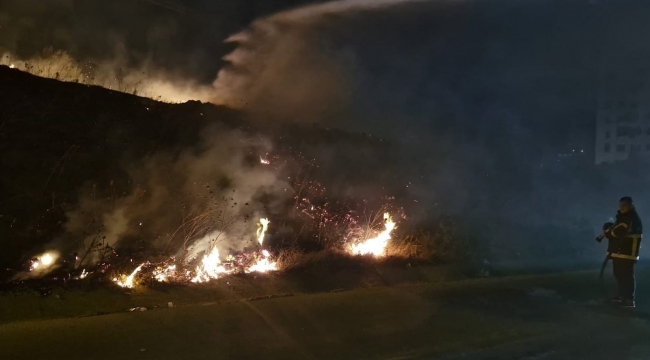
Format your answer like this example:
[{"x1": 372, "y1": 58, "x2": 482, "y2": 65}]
[{"x1": 607, "y1": 209, "x2": 643, "y2": 260}]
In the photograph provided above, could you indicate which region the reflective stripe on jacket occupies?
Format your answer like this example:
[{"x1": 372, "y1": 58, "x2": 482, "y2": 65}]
[{"x1": 607, "y1": 209, "x2": 643, "y2": 260}]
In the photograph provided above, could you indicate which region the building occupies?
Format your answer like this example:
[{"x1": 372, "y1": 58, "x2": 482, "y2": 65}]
[{"x1": 595, "y1": 70, "x2": 650, "y2": 164}]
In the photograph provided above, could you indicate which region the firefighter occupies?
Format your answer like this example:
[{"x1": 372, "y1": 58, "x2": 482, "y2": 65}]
[{"x1": 605, "y1": 196, "x2": 642, "y2": 308}]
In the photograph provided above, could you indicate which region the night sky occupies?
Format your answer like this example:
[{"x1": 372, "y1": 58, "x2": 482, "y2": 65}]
[
  {"x1": 2, "y1": 0, "x2": 649, "y2": 235},
  {"x1": 2, "y1": 1, "x2": 646, "y2": 146}
]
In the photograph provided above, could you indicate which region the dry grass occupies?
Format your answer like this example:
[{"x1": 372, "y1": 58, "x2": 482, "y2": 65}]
[
  {"x1": 383, "y1": 216, "x2": 460, "y2": 262},
  {"x1": 276, "y1": 248, "x2": 360, "y2": 272},
  {"x1": 278, "y1": 214, "x2": 471, "y2": 272},
  {"x1": 385, "y1": 234, "x2": 430, "y2": 259},
  {"x1": 1, "y1": 49, "x2": 193, "y2": 103},
  {"x1": 275, "y1": 247, "x2": 305, "y2": 271},
  {"x1": 386, "y1": 231, "x2": 459, "y2": 262}
]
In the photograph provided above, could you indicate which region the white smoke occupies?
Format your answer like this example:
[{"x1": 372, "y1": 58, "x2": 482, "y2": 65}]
[
  {"x1": 212, "y1": 22, "x2": 358, "y2": 121},
  {"x1": 212, "y1": 1, "x2": 443, "y2": 119},
  {"x1": 0, "y1": 0, "x2": 223, "y2": 103},
  {"x1": 270, "y1": 0, "x2": 432, "y2": 21},
  {"x1": 58, "y1": 126, "x2": 292, "y2": 267}
]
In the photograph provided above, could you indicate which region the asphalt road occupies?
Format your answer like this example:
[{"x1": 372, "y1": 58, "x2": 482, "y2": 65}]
[{"x1": 1, "y1": 268, "x2": 650, "y2": 360}]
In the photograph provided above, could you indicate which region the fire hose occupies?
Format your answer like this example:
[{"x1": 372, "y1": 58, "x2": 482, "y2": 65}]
[
  {"x1": 596, "y1": 222, "x2": 614, "y2": 298},
  {"x1": 598, "y1": 252, "x2": 611, "y2": 297}
]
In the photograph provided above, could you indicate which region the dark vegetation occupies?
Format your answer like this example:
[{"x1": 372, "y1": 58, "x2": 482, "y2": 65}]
[{"x1": 0, "y1": 66, "x2": 219, "y2": 268}]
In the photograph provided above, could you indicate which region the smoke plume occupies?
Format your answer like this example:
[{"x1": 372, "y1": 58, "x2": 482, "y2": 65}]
[
  {"x1": 0, "y1": 0, "x2": 236, "y2": 102},
  {"x1": 1, "y1": 50, "x2": 214, "y2": 103},
  {"x1": 58, "y1": 126, "x2": 291, "y2": 267},
  {"x1": 5, "y1": 0, "x2": 650, "y2": 271}
]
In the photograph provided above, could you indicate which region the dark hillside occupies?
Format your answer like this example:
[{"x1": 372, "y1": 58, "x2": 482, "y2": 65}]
[
  {"x1": 0, "y1": 66, "x2": 237, "y2": 267},
  {"x1": 0, "y1": 66, "x2": 395, "y2": 270}
]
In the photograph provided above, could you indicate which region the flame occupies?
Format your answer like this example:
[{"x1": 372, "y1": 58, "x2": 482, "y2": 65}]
[
  {"x1": 349, "y1": 213, "x2": 396, "y2": 257},
  {"x1": 246, "y1": 250, "x2": 278, "y2": 273},
  {"x1": 40, "y1": 253, "x2": 54, "y2": 266},
  {"x1": 248, "y1": 218, "x2": 277, "y2": 272},
  {"x1": 153, "y1": 265, "x2": 177, "y2": 282},
  {"x1": 41, "y1": 216, "x2": 282, "y2": 286},
  {"x1": 260, "y1": 156, "x2": 270, "y2": 165},
  {"x1": 191, "y1": 248, "x2": 230, "y2": 283},
  {"x1": 20, "y1": 210, "x2": 400, "y2": 285},
  {"x1": 113, "y1": 263, "x2": 145, "y2": 288},
  {"x1": 9, "y1": 64, "x2": 15, "y2": 69},
  {"x1": 191, "y1": 217, "x2": 275, "y2": 281},
  {"x1": 30, "y1": 252, "x2": 58, "y2": 272},
  {"x1": 257, "y1": 218, "x2": 270, "y2": 245}
]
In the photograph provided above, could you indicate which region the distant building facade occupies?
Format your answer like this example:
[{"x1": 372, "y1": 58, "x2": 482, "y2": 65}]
[{"x1": 595, "y1": 70, "x2": 650, "y2": 164}]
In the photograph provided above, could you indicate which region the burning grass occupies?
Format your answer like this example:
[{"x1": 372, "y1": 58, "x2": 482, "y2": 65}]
[
  {"x1": 348, "y1": 213, "x2": 396, "y2": 256},
  {"x1": 105, "y1": 212, "x2": 399, "y2": 289},
  {"x1": 0, "y1": 216, "x2": 474, "y2": 327},
  {"x1": 6, "y1": 187, "x2": 478, "y2": 292},
  {"x1": 104, "y1": 217, "x2": 279, "y2": 288},
  {"x1": 14, "y1": 209, "x2": 460, "y2": 291},
  {"x1": 5, "y1": 125, "x2": 465, "y2": 291}
]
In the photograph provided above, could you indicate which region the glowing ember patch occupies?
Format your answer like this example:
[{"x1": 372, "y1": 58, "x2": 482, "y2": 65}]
[
  {"x1": 349, "y1": 213, "x2": 396, "y2": 257},
  {"x1": 113, "y1": 263, "x2": 145, "y2": 288},
  {"x1": 257, "y1": 218, "x2": 270, "y2": 245},
  {"x1": 9, "y1": 64, "x2": 15, "y2": 69},
  {"x1": 260, "y1": 157, "x2": 270, "y2": 165}
]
